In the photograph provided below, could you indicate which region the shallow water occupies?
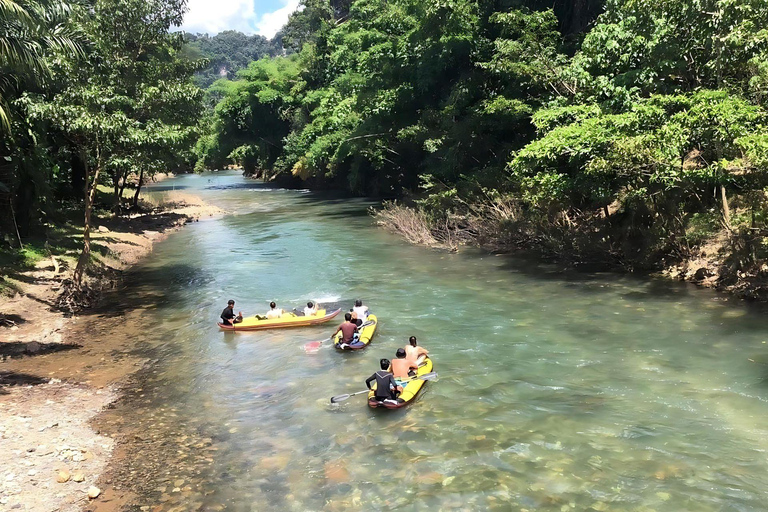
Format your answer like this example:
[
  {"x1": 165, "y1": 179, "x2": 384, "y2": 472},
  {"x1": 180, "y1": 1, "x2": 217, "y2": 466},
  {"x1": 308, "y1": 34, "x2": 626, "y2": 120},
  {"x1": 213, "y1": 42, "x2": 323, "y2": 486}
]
[{"x1": 106, "y1": 171, "x2": 768, "y2": 511}]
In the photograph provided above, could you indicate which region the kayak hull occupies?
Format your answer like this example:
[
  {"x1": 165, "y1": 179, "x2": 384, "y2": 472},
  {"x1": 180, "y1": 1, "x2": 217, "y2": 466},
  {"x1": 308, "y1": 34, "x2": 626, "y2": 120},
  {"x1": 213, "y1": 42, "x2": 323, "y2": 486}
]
[
  {"x1": 368, "y1": 356, "x2": 433, "y2": 409},
  {"x1": 334, "y1": 314, "x2": 378, "y2": 350},
  {"x1": 218, "y1": 308, "x2": 341, "y2": 331}
]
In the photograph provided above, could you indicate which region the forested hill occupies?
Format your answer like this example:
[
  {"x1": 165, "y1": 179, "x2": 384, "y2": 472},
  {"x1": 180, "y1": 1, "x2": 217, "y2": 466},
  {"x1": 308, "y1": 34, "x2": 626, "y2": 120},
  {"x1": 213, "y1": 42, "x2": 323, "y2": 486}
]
[
  {"x1": 183, "y1": 31, "x2": 282, "y2": 89},
  {"x1": 196, "y1": 0, "x2": 768, "y2": 290}
]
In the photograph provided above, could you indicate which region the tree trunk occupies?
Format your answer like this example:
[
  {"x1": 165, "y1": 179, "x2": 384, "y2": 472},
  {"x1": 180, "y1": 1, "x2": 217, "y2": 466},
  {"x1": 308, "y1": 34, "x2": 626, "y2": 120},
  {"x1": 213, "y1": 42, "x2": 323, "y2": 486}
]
[
  {"x1": 113, "y1": 169, "x2": 121, "y2": 215},
  {"x1": 73, "y1": 152, "x2": 101, "y2": 288},
  {"x1": 132, "y1": 168, "x2": 144, "y2": 208},
  {"x1": 720, "y1": 184, "x2": 731, "y2": 229},
  {"x1": 118, "y1": 171, "x2": 128, "y2": 202}
]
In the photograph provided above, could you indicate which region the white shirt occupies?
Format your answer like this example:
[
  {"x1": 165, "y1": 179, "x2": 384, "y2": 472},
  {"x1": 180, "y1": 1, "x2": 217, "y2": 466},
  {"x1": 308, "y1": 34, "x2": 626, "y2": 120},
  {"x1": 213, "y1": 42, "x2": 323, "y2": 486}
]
[
  {"x1": 266, "y1": 308, "x2": 283, "y2": 319},
  {"x1": 304, "y1": 306, "x2": 317, "y2": 316},
  {"x1": 353, "y1": 305, "x2": 368, "y2": 320}
]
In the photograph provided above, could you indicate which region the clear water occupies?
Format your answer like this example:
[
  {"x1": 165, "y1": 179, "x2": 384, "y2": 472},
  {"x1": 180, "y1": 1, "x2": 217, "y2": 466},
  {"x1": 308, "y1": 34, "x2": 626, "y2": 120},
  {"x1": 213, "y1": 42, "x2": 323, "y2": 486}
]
[{"x1": 104, "y1": 171, "x2": 768, "y2": 511}]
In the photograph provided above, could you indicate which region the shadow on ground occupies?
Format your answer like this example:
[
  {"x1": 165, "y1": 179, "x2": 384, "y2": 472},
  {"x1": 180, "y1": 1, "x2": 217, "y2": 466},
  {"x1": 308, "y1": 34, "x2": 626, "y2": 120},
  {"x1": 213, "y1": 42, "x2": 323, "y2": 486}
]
[
  {"x1": 0, "y1": 341, "x2": 81, "y2": 359},
  {"x1": 0, "y1": 371, "x2": 49, "y2": 394}
]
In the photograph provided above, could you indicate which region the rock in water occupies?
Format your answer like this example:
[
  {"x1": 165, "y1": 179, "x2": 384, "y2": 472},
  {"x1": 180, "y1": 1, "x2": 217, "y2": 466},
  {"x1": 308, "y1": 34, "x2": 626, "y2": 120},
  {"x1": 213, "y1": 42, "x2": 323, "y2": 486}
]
[
  {"x1": 87, "y1": 486, "x2": 101, "y2": 499},
  {"x1": 56, "y1": 470, "x2": 70, "y2": 483}
]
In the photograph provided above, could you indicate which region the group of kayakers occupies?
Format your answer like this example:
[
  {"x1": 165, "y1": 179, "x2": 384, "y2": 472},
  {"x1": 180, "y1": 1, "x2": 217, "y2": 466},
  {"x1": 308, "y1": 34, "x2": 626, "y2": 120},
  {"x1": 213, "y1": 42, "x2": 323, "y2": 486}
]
[
  {"x1": 219, "y1": 299, "x2": 323, "y2": 325},
  {"x1": 219, "y1": 297, "x2": 430, "y2": 404},
  {"x1": 366, "y1": 335, "x2": 429, "y2": 403}
]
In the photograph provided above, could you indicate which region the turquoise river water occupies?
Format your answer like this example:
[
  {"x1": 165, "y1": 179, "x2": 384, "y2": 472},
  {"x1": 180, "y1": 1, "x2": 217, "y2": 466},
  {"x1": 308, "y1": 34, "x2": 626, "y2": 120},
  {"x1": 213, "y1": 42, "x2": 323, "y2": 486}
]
[{"x1": 101, "y1": 171, "x2": 768, "y2": 511}]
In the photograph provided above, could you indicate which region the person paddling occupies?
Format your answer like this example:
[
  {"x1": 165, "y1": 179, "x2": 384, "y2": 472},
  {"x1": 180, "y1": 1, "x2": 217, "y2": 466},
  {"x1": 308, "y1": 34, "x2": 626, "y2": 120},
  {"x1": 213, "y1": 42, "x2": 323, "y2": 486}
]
[
  {"x1": 332, "y1": 312, "x2": 359, "y2": 347},
  {"x1": 405, "y1": 336, "x2": 428, "y2": 365},
  {"x1": 366, "y1": 358, "x2": 400, "y2": 402},
  {"x1": 220, "y1": 299, "x2": 243, "y2": 326},
  {"x1": 266, "y1": 301, "x2": 283, "y2": 319},
  {"x1": 391, "y1": 348, "x2": 418, "y2": 386},
  {"x1": 352, "y1": 299, "x2": 368, "y2": 321}
]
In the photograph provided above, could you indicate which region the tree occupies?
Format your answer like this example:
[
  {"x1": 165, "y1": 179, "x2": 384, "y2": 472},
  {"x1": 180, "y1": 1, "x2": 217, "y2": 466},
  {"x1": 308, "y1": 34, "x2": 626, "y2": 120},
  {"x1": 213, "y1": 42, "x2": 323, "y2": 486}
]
[
  {"x1": 27, "y1": 0, "x2": 203, "y2": 287},
  {"x1": 0, "y1": 0, "x2": 81, "y2": 132}
]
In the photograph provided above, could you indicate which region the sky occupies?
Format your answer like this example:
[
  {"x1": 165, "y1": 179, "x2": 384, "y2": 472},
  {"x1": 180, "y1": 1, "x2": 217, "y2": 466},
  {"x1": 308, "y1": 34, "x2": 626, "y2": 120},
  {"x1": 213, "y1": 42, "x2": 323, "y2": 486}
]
[{"x1": 179, "y1": 0, "x2": 301, "y2": 39}]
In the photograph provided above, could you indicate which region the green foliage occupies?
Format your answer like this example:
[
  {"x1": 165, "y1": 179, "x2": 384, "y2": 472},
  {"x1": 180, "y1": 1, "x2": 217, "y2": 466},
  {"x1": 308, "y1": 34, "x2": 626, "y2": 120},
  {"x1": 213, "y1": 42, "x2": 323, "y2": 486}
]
[
  {"x1": 0, "y1": 0, "x2": 82, "y2": 132},
  {"x1": 1, "y1": 0, "x2": 203, "y2": 269},
  {"x1": 184, "y1": 31, "x2": 281, "y2": 89},
  {"x1": 200, "y1": 0, "x2": 768, "y2": 267},
  {"x1": 195, "y1": 56, "x2": 299, "y2": 173}
]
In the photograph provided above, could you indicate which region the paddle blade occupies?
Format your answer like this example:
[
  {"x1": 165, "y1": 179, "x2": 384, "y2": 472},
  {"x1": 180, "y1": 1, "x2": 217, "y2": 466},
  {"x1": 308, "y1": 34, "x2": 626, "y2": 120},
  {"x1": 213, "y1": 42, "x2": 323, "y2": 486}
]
[
  {"x1": 330, "y1": 394, "x2": 351, "y2": 403},
  {"x1": 303, "y1": 340, "x2": 323, "y2": 354},
  {"x1": 419, "y1": 372, "x2": 438, "y2": 381}
]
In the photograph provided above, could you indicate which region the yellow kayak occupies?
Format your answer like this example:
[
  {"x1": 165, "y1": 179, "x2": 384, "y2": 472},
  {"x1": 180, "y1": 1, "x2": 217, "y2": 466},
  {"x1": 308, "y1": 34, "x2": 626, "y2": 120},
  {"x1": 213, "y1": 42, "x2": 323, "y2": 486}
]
[
  {"x1": 333, "y1": 314, "x2": 378, "y2": 350},
  {"x1": 218, "y1": 308, "x2": 341, "y2": 331},
  {"x1": 368, "y1": 355, "x2": 433, "y2": 408}
]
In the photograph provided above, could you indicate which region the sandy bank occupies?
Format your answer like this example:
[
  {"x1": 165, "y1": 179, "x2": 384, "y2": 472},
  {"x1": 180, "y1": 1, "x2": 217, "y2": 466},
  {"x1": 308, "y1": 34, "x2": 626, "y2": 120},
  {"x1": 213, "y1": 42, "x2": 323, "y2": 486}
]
[{"x1": 0, "y1": 192, "x2": 222, "y2": 511}]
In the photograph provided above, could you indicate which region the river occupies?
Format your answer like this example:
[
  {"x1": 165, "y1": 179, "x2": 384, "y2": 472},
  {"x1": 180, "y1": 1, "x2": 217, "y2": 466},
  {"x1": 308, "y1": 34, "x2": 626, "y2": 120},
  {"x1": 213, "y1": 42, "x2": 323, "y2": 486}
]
[{"x1": 99, "y1": 171, "x2": 768, "y2": 511}]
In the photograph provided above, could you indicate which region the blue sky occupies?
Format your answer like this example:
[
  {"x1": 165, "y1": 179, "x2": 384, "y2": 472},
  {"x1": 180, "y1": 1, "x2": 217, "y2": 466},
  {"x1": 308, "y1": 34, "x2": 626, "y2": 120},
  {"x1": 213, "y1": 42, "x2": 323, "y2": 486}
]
[{"x1": 180, "y1": 0, "x2": 301, "y2": 38}]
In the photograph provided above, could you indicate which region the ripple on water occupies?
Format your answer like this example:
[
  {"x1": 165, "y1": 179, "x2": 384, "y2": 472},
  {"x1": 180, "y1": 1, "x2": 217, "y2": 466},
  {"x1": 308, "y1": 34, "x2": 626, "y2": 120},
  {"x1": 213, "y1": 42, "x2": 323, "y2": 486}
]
[{"x1": 102, "y1": 172, "x2": 768, "y2": 511}]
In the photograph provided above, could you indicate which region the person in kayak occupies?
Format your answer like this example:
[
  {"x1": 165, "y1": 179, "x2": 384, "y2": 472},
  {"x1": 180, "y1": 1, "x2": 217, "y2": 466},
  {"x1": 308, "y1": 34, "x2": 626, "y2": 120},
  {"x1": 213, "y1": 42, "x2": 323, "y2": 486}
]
[
  {"x1": 405, "y1": 336, "x2": 429, "y2": 365},
  {"x1": 352, "y1": 299, "x2": 368, "y2": 321},
  {"x1": 391, "y1": 348, "x2": 418, "y2": 386},
  {"x1": 366, "y1": 358, "x2": 400, "y2": 401},
  {"x1": 350, "y1": 311, "x2": 363, "y2": 327},
  {"x1": 332, "y1": 313, "x2": 359, "y2": 347},
  {"x1": 304, "y1": 301, "x2": 318, "y2": 316},
  {"x1": 220, "y1": 299, "x2": 243, "y2": 326},
  {"x1": 266, "y1": 301, "x2": 283, "y2": 319}
]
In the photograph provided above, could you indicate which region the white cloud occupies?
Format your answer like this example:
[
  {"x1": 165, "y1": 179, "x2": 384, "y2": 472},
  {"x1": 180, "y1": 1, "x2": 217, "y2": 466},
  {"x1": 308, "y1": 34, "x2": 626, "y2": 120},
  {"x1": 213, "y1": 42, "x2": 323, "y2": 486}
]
[
  {"x1": 255, "y1": 0, "x2": 301, "y2": 39},
  {"x1": 180, "y1": 0, "x2": 257, "y2": 35},
  {"x1": 179, "y1": 0, "x2": 300, "y2": 38}
]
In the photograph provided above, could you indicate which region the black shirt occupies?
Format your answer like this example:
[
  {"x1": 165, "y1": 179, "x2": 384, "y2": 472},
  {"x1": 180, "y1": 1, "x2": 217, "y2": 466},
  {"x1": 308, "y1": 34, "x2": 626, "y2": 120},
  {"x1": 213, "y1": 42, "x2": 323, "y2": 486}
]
[
  {"x1": 366, "y1": 370, "x2": 398, "y2": 399},
  {"x1": 221, "y1": 306, "x2": 236, "y2": 323}
]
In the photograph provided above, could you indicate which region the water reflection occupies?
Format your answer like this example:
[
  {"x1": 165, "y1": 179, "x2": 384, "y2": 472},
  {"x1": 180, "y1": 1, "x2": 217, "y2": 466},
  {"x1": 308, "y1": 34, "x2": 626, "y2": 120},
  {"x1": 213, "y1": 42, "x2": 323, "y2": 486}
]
[{"x1": 95, "y1": 171, "x2": 768, "y2": 511}]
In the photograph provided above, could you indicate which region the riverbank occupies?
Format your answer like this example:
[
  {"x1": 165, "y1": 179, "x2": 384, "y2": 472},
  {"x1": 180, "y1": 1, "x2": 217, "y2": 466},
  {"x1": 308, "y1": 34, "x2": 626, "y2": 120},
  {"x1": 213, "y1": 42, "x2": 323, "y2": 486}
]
[
  {"x1": 0, "y1": 191, "x2": 222, "y2": 511},
  {"x1": 372, "y1": 201, "x2": 768, "y2": 302}
]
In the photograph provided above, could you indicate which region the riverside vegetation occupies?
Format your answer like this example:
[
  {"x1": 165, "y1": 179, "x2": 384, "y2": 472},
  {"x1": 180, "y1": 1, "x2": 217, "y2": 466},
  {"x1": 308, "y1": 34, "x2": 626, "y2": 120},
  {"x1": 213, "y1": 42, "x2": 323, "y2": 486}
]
[
  {"x1": 4, "y1": 0, "x2": 768, "y2": 302},
  {"x1": 194, "y1": 0, "x2": 768, "y2": 298},
  {"x1": 1, "y1": 0, "x2": 204, "y2": 303}
]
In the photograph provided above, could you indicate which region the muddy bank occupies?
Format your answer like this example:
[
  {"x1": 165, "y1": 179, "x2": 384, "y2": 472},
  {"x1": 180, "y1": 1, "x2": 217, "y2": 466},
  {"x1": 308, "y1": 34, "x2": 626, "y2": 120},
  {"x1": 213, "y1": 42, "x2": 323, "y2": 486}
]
[{"x1": 0, "y1": 192, "x2": 222, "y2": 512}]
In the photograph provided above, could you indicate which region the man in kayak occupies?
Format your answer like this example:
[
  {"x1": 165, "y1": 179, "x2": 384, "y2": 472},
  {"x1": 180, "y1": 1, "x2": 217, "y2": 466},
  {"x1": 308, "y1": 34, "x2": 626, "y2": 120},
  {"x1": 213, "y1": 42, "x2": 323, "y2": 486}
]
[
  {"x1": 304, "y1": 301, "x2": 318, "y2": 316},
  {"x1": 349, "y1": 311, "x2": 363, "y2": 327},
  {"x1": 332, "y1": 312, "x2": 359, "y2": 348},
  {"x1": 391, "y1": 348, "x2": 418, "y2": 386},
  {"x1": 266, "y1": 301, "x2": 283, "y2": 319},
  {"x1": 352, "y1": 299, "x2": 368, "y2": 321},
  {"x1": 405, "y1": 336, "x2": 429, "y2": 365},
  {"x1": 366, "y1": 358, "x2": 400, "y2": 401},
  {"x1": 220, "y1": 300, "x2": 243, "y2": 326}
]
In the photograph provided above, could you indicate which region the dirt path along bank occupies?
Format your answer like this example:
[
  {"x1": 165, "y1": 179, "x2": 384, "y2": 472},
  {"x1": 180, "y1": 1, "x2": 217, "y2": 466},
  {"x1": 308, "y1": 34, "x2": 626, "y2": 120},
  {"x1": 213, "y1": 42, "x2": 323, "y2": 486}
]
[{"x1": 1, "y1": 191, "x2": 222, "y2": 512}]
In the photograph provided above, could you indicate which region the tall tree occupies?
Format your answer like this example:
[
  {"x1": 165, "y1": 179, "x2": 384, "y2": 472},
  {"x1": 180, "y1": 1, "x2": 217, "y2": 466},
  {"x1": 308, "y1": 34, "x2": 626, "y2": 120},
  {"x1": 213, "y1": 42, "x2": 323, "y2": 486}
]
[{"x1": 28, "y1": 0, "x2": 203, "y2": 287}]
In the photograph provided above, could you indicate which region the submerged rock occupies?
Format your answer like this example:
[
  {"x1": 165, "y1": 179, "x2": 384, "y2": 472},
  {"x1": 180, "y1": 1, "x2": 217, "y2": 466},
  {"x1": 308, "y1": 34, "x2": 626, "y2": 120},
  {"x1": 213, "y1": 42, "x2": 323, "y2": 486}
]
[{"x1": 324, "y1": 462, "x2": 349, "y2": 482}]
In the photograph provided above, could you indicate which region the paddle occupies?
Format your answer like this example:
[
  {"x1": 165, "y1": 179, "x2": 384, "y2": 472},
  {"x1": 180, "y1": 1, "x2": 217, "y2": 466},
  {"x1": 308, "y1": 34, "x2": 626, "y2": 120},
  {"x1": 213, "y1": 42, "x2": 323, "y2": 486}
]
[
  {"x1": 302, "y1": 319, "x2": 375, "y2": 353},
  {"x1": 330, "y1": 371, "x2": 438, "y2": 403}
]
